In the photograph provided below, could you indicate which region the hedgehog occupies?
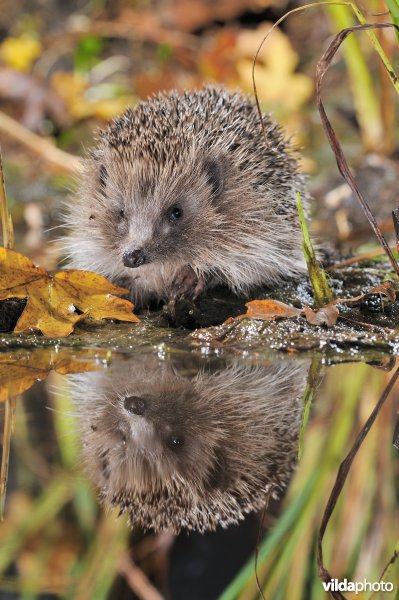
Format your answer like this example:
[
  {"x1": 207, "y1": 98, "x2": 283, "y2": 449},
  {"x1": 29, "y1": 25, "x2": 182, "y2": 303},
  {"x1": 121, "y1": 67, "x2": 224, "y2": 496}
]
[
  {"x1": 69, "y1": 356, "x2": 308, "y2": 533},
  {"x1": 64, "y1": 86, "x2": 308, "y2": 306}
]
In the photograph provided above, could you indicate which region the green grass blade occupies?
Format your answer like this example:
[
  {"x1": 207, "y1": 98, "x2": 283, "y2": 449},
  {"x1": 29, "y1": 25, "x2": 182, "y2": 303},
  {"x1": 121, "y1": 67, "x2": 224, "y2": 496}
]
[
  {"x1": 0, "y1": 475, "x2": 72, "y2": 573},
  {"x1": 0, "y1": 149, "x2": 13, "y2": 249},
  {"x1": 297, "y1": 192, "x2": 333, "y2": 307},
  {"x1": 325, "y1": 3, "x2": 383, "y2": 148},
  {"x1": 217, "y1": 473, "x2": 318, "y2": 600},
  {"x1": 298, "y1": 358, "x2": 323, "y2": 460},
  {"x1": 386, "y1": 0, "x2": 399, "y2": 43}
]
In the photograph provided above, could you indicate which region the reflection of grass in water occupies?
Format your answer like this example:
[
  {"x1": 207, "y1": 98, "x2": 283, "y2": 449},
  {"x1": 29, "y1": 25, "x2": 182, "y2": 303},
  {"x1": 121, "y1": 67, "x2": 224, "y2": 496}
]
[
  {"x1": 0, "y1": 372, "x2": 130, "y2": 598},
  {"x1": 0, "y1": 364, "x2": 398, "y2": 598},
  {"x1": 220, "y1": 363, "x2": 399, "y2": 600}
]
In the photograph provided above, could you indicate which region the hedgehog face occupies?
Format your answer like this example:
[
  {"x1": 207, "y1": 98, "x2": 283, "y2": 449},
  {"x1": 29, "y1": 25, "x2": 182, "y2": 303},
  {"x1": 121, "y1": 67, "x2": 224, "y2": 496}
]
[
  {"x1": 70, "y1": 358, "x2": 307, "y2": 533},
  {"x1": 92, "y1": 388, "x2": 225, "y2": 493},
  {"x1": 66, "y1": 86, "x2": 308, "y2": 303},
  {"x1": 86, "y1": 150, "x2": 229, "y2": 274}
]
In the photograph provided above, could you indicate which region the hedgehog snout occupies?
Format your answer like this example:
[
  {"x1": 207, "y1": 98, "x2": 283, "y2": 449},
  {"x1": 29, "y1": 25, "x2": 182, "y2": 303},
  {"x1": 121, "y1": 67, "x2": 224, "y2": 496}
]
[{"x1": 123, "y1": 248, "x2": 147, "y2": 268}]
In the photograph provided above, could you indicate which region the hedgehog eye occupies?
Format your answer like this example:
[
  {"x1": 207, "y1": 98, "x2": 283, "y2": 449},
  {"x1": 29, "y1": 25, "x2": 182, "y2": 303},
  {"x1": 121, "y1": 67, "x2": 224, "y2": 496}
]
[
  {"x1": 167, "y1": 205, "x2": 183, "y2": 223},
  {"x1": 204, "y1": 158, "x2": 224, "y2": 197},
  {"x1": 167, "y1": 435, "x2": 185, "y2": 451},
  {"x1": 119, "y1": 209, "x2": 125, "y2": 219},
  {"x1": 99, "y1": 165, "x2": 108, "y2": 191}
]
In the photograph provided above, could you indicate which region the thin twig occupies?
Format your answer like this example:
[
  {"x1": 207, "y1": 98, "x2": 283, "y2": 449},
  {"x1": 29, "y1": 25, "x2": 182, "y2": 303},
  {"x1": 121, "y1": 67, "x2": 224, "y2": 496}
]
[
  {"x1": 317, "y1": 367, "x2": 399, "y2": 598},
  {"x1": 369, "y1": 546, "x2": 398, "y2": 599},
  {"x1": 339, "y1": 315, "x2": 396, "y2": 334},
  {"x1": 118, "y1": 553, "x2": 166, "y2": 600},
  {"x1": 326, "y1": 247, "x2": 397, "y2": 271},
  {"x1": 0, "y1": 110, "x2": 82, "y2": 174},
  {"x1": 251, "y1": 2, "x2": 383, "y2": 149},
  {"x1": 315, "y1": 22, "x2": 399, "y2": 277},
  {"x1": 0, "y1": 397, "x2": 16, "y2": 520}
]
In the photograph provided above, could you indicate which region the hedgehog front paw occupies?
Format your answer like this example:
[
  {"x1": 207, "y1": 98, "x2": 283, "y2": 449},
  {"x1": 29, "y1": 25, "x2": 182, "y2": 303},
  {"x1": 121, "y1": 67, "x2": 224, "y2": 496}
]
[{"x1": 170, "y1": 266, "x2": 205, "y2": 299}]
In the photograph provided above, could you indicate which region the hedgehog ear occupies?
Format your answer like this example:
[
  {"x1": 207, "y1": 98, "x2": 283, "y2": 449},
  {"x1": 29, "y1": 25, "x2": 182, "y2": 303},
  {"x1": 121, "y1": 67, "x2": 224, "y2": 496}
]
[{"x1": 203, "y1": 157, "x2": 225, "y2": 197}]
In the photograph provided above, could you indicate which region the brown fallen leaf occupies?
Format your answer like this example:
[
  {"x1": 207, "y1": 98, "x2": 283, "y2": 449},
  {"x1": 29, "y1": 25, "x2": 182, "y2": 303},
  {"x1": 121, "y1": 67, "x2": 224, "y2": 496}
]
[
  {"x1": 0, "y1": 248, "x2": 139, "y2": 337},
  {"x1": 225, "y1": 282, "x2": 397, "y2": 332},
  {"x1": 304, "y1": 304, "x2": 339, "y2": 328},
  {"x1": 332, "y1": 281, "x2": 397, "y2": 307},
  {"x1": 365, "y1": 281, "x2": 396, "y2": 303},
  {"x1": 241, "y1": 299, "x2": 302, "y2": 321}
]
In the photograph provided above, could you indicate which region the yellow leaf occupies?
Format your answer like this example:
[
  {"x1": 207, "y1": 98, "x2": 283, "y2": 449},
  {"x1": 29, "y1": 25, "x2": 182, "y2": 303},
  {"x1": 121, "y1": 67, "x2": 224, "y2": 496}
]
[
  {"x1": 236, "y1": 24, "x2": 313, "y2": 111},
  {"x1": 237, "y1": 59, "x2": 313, "y2": 110},
  {"x1": 0, "y1": 35, "x2": 42, "y2": 72},
  {"x1": 0, "y1": 248, "x2": 139, "y2": 338},
  {"x1": 51, "y1": 72, "x2": 132, "y2": 120},
  {"x1": 237, "y1": 24, "x2": 298, "y2": 73}
]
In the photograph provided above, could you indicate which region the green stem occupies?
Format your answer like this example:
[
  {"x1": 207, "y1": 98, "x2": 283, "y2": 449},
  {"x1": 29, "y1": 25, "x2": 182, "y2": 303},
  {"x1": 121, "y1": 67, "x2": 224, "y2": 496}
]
[
  {"x1": 0, "y1": 148, "x2": 13, "y2": 249},
  {"x1": 297, "y1": 192, "x2": 333, "y2": 307},
  {"x1": 325, "y1": 3, "x2": 383, "y2": 149}
]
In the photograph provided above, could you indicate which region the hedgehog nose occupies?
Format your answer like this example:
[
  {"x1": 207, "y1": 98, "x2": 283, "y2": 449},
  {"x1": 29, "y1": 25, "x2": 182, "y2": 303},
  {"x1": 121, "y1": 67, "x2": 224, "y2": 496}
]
[{"x1": 123, "y1": 248, "x2": 146, "y2": 268}]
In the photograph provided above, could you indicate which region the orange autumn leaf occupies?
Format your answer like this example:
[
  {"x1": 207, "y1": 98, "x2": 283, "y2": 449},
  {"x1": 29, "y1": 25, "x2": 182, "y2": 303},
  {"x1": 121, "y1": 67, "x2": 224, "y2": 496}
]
[
  {"x1": 0, "y1": 248, "x2": 139, "y2": 337},
  {"x1": 242, "y1": 299, "x2": 302, "y2": 321}
]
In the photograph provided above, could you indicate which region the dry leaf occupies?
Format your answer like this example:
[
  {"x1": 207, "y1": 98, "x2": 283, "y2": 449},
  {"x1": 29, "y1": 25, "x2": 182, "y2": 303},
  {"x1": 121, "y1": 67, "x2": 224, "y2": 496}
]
[
  {"x1": 0, "y1": 248, "x2": 139, "y2": 337},
  {"x1": 243, "y1": 299, "x2": 302, "y2": 321},
  {"x1": 236, "y1": 24, "x2": 313, "y2": 111},
  {"x1": 304, "y1": 305, "x2": 339, "y2": 327},
  {"x1": 226, "y1": 281, "x2": 395, "y2": 331},
  {"x1": 366, "y1": 281, "x2": 396, "y2": 303},
  {"x1": 0, "y1": 35, "x2": 41, "y2": 72},
  {"x1": 51, "y1": 72, "x2": 133, "y2": 120},
  {"x1": 333, "y1": 281, "x2": 397, "y2": 306}
]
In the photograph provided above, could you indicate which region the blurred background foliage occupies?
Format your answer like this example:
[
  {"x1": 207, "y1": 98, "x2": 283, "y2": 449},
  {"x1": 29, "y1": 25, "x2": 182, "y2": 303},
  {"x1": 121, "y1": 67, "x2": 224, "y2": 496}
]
[
  {"x1": 0, "y1": 0, "x2": 398, "y2": 266},
  {"x1": 0, "y1": 0, "x2": 399, "y2": 598}
]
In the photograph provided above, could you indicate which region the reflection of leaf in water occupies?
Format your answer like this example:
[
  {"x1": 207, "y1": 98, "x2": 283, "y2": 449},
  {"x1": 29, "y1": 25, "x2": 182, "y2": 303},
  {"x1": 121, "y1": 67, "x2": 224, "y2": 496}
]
[
  {"x1": 0, "y1": 248, "x2": 139, "y2": 337},
  {"x1": 0, "y1": 347, "x2": 111, "y2": 401},
  {"x1": 0, "y1": 347, "x2": 112, "y2": 520},
  {"x1": 298, "y1": 357, "x2": 323, "y2": 460}
]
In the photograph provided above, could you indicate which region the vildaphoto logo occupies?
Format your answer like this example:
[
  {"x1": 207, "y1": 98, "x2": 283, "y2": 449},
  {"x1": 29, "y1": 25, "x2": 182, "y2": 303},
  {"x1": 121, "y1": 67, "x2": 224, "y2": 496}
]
[{"x1": 322, "y1": 579, "x2": 394, "y2": 594}]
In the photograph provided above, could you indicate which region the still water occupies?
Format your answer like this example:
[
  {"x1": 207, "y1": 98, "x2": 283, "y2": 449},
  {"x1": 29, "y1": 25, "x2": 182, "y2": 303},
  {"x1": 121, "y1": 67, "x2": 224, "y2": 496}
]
[{"x1": 0, "y1": 347, "x2": 398, "y2": 599}]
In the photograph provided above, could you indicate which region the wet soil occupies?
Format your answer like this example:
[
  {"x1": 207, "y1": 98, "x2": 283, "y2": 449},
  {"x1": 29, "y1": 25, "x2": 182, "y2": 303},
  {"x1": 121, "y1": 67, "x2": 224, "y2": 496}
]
[{"x1": 1, "y1": 261, "x2": 399, "y2": 363}]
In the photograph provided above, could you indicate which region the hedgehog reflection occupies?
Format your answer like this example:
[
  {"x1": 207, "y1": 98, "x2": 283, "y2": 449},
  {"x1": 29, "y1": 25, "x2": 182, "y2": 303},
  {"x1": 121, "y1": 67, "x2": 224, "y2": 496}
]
[{"x1": 71, "y1": 358, "x2": 308, "y2": 533}]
